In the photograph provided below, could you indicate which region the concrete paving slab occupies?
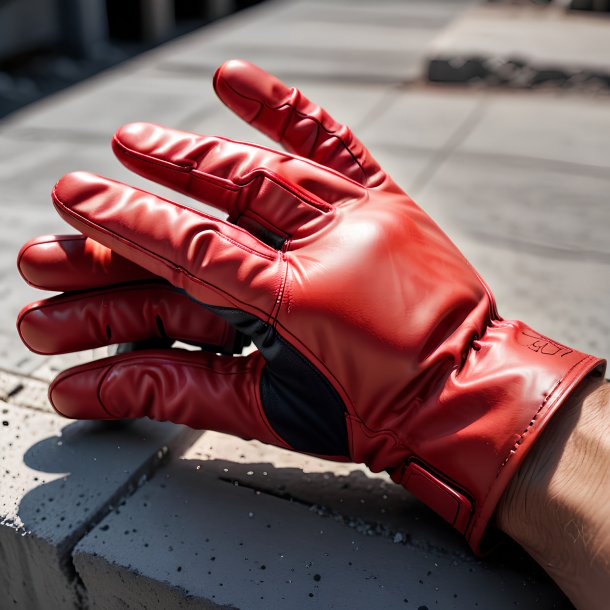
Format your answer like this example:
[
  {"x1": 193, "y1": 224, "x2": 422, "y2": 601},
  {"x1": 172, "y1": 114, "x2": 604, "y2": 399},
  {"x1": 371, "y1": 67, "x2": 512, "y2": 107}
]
[
  {"x1": 418, "y1": 152, "x2": 610, "y2": 260},
  {"x1": 357, "y1": 87, "x2": 481, "y2": 150},
  {"x1": 0, "y1": 136, "x2": 175, "y2": 204},
  {"x1": 457, "y1": 91, "x2": 610, "y2": 171},
  {"x1": 0, "y1": 368, "x2": 23, "y2": 400},
  {"x1": 73, "y1": 435, "x2": 569, "y2": 610},
  {"x1": 0, "y1": 1, "x2": 608, "y2": 607},
  {"x1": 416, "y1": 158, "x2": 610, "y2": 361},
  {"x1": 427, "y1": 5, "x2": 610, "y2": 87},
  {"x1": 0, "y1": 331, "x2": 39, "y2": 375},
  {"x1": 352, "y1": 86, "x2": 483, "y2": 193},
  {"x1": 186, "y1": 431, "x2": 469, "y2": 554},
  {"x1": 2, "y1": 69, "x2": 216, "y2": 138},
  {"x1": 0, "y1": 388, "x2": 201, "y2": 609},
  {"x1": 453, "y1": 231, "x2": 610, "y2": 362},
  {"x1": 357, "y1": 146, "x2": 436, "y2": 198},
  {"x1": 149, "y1": 0, "x2": 475, "y2": 85},
  {"x1": 0, "y1": 367, "x2": 53, "y2": 413}
]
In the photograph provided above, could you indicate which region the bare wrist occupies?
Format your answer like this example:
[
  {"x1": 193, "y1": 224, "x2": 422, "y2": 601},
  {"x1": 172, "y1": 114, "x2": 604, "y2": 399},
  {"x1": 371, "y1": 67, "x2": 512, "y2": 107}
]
[{"x1": 496, "y1": 378, "x2": 610, "y2": 609}]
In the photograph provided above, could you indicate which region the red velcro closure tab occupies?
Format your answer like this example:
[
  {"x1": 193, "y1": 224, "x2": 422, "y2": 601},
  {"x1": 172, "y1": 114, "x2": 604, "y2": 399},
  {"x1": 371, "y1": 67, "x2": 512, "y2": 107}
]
[{"x1": 399, "y1": 462, "x2": 472, "y2": 534}]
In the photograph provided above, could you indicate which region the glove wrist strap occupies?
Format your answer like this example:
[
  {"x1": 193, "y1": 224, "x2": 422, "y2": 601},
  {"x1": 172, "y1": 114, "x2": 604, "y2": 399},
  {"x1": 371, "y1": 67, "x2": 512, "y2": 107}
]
[{"x1": 396, "y1": 320, "x2": 605, "y2": 553}]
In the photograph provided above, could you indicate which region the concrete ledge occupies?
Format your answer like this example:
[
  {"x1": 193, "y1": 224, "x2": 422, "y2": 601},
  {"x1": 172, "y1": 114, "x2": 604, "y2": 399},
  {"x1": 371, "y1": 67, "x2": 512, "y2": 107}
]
[
  {"x1": 72, "y1": 433, "x2": 568, "y2": 609},
  {"x1": 0, "y1": 373, "x2": 201, "y2": 608}
]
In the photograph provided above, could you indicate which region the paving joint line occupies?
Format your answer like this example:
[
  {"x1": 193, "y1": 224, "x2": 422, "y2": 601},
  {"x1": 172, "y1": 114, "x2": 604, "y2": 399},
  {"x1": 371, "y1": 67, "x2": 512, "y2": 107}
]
[
  {"x1": 0, "y1": 127, "x2": 110, "y2": 144},
  {"x1": 371, "y1": 138, "x2": 610, "y2": 179},
  {"x1": 410, "y1": 95, "x2": 487, "y2": 194},
  {"x1": 1, "y1": 370, "x2": 206, "y2": 608},
  {"x1": 63, "y1": 444, "x2": 177, "y2": 610},
  {"x1": 351, "y1": 83, "x2": 405, "y2": 135},
  {"x1": 217, "y1": 475, "x2": 478, "y2": 564},
  {"x1": 466, "y1": 229, "x2": 610, "y2": 265}
]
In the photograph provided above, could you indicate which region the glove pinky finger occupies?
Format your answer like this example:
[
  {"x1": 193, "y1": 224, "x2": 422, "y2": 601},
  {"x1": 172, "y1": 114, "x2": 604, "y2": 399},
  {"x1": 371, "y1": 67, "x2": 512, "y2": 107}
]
[{"x1": 49, "y1": 349, "x2": 290, "y2": 449}]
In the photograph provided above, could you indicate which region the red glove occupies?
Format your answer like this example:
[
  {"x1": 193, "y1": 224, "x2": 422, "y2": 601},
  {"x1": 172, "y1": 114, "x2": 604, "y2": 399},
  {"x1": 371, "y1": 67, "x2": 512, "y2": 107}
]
[{"x1": 17, "y1": 60, "x2": 605, "y2": 552}]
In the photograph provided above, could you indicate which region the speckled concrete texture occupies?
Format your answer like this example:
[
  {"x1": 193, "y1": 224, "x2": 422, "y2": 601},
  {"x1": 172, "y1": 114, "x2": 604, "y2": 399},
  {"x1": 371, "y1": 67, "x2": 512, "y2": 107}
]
[
  {"x1": 0, "y1": 380, "x2": 200, "y2": 608},
  {"x1": 73, "y1": 435, "x2": 569, "y2": 610}
]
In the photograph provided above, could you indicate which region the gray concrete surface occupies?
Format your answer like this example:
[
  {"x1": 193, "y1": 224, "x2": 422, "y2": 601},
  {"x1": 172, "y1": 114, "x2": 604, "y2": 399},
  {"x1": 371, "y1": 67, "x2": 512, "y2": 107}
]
[
  {"x1": 0, "y1": 377, "x2": 200, "y2": 608},
  {"x1": 427, "y1": 4, "x2": 610, "y2": 87},
  {"x1": 1, "y1": 0, "x2": 609, "y2": 608},
  {"x1": 73, "y1": 435, "x2": 568, "y2": 610},
  {"x1": 146, "y1": 0, "x2": 476, "y2": 84}
]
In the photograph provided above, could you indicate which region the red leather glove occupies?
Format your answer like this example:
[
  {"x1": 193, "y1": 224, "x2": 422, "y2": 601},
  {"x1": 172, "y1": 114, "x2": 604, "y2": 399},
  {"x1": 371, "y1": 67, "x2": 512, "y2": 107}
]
[{"x1": 17, "y1": 60, "x2": 605, "y2": 552}]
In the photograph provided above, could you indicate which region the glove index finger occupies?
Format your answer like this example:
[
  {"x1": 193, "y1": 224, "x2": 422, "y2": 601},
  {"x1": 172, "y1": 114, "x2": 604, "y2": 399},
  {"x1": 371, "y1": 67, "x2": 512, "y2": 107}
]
[
  {"x1": 52, "y1": 171, "x2": 284, "y2": 317},
  {"x1": 214, "y1": 59, "x2": 385, "y2": 188}
]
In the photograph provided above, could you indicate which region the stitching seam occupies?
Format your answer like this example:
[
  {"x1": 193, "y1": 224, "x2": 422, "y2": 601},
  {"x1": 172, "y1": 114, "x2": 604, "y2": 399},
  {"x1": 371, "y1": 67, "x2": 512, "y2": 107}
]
[{"x1": 470, "y1": 354, "x2": 592, "y2": 535}]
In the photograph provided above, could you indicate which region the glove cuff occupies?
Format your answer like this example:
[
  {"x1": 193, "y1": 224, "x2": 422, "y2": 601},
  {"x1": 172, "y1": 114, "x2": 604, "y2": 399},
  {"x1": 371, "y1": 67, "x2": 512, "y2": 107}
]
[{"x1": 390, "y1": 319, "x2": 605, "y2": 554}]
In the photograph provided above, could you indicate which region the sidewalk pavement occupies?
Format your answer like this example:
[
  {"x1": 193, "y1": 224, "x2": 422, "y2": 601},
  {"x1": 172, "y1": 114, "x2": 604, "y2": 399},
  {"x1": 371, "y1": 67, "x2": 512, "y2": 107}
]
[
  {"x1": 1, "y1": 0, "x2": 609, "y2": 607},
  {"x1": 427, "y1": 3, "x2": 610, "y2": 87}
]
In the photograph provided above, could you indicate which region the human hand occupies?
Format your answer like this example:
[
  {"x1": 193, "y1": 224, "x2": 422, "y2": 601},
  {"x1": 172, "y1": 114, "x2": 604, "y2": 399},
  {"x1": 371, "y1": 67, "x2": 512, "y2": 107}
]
[{"x1": 17, "y1": 60, "x2": 605, "y2": 552}]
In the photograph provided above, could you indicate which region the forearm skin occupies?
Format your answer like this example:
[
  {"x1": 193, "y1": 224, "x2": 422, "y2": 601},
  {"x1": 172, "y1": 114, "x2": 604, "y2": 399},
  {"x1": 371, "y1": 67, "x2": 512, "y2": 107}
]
[{"x1": 497, "y1": 378, "x2": 610, "y2": 610}]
